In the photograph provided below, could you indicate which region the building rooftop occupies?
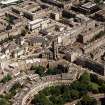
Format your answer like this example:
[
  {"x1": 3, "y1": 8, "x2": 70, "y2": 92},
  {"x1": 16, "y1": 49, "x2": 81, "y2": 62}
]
[
  {"x1": 28, "y1": 19, "x2": 44, "y2": 25},
  {"x1": 81, "y1": 2, "x2": 96, "y2": 9},
  {"x1": 96, "y1": 9, "x2": 105, "y2": 17},
  {"x1": 0, "y1": 0, "x2": 20, "y2": 4}
]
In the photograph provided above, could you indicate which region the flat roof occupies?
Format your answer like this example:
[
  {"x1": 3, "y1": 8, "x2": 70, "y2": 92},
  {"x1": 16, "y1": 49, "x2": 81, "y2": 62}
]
[
  {"x1": 96, "y1": 9, "x2": 105, "y2": 16},
  {"x1": 81, "y1": 2, "x2": 96, "y2": 9},
  {"x1": 0, "y1": 0, "x2": 19, "y2": 4},
  {"x1": 29, "y1": 19, "x2": 44, "y2": 25}
]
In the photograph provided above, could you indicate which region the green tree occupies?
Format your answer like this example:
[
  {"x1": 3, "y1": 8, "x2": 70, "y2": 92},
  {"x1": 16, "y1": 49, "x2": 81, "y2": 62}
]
[
  {"x1": 32, "y1": 65, "x2": 45, "y2": 76},
  {"x1": 36, "y1": 93, "x2": 52, "y2": 105},
  {"x1": 0, "y1": 74, "x2": 12, "y2": 84},
  {"x1": 5, "y1": 15, "x2": 13, "y2": 24},
  {"x1": 0, "y1": 95, "x2": 11, "y2": 105},
  {"x1": 46, "y1": 68, "x2": 55, "y2": 75},
  {"x1": 70, "y1": 89, "x2": 80, "y2": 100},
  {"x1": 62, "y1": 91, "x2": 71, "y2": 102},
  {"x1": 0, "y1": 98, "x2": 11, "y2": 105},
  {"x1": 70, "y1": 81, "x2": 80, "y2": 90},
  {"x1": 77, "y1": 95, "x2": 97, "y2": 105},
  {"x1": 99, "y1": 83, "x2": 105, "y2": 93},
  {"x1": 49, "y1": 86, "x2": 61, "y2": 96},
  {"x1": 79, "y1": 72, "x2": 91, "y2": 83},
  {"x1": 42, "y1": 87, "x2": 50, "y2": 96},
  {"x1": 88, "y1": 82, "x2": 99, "y2": 93},
  {"x1": 9, "y1": 82, "x2": 22, "y2": 96}
]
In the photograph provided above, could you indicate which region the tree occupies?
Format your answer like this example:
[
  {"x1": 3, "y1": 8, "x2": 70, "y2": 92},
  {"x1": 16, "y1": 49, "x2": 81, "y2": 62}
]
[
  {"x1": 70, "y1": 89, "x2": 80, "y2": 100},
  {"x1": 90, "y1": 74, "x2": 105, "y2": 85},
  {"x1": 77, "y1": 95, "x2": 97, "y2": 105},
  {"x1": 31, "y1": 73, "x2": 105, "y2": 105},
  {"x1": 90, "y1": 74, "x2": 98, "y2": 83},
  {"x1": 0, "y1": 98, "x2": 11, "y2": 105},
  {"x1": 49, "y1": 95, "x2": 64, "y2": 105},
  {"x1": 49, "y1": 86, "x2": 61, "y2": 96},
  {"x1": 5, "y1": 15, "x2": 13, "y2": 25},
  {"x1": 54, "y1": 96, "x2": 64, "y2": 105},
  {"x1": 62, "y1": 91, "x2": 71, "y2": 102},
  {"x1": 0, "y1": 95, "x2": 11, "y2": 105},
  {"x1": 46, "y1": 68, "x2": 56, "y2": 75},
  {"x1": 9, "y1": 82, "x2": 22, "y2": 96},
  {"x1": 42, "y1": 87, "x2": 50, "y2": 96},
  {"x1": 35, "y1": 93, "x2": 52, "y2": 105},
  {"x1": 0, "y1": 74, "x2": 12, "y2": 84},
  {"x1": 31, "y1": 65, "x2": 46, "y2": 76},
  {"x1": 70, "y1": 81, "x2": 80, "y2": 90},
  {"x1": 34, "y1": 66, "x2": 45, "y2": 76},
  {"x1": 88, "y1": 82, "x2": 99, "y2": 93},
  {"x1": 79, "y1": 72, "x2": 91, "y2": 83},
  {"x1": 99, "y1": 83, "x2": 105, "y2": 93}
]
